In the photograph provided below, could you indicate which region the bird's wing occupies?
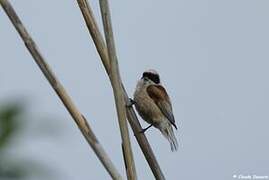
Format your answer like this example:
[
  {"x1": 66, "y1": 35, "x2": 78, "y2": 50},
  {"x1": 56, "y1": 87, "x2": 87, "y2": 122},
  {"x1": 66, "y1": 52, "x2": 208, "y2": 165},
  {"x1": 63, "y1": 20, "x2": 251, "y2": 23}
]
[{"x1": 147, "y1": 85, "x2": 177, "y2": 129}]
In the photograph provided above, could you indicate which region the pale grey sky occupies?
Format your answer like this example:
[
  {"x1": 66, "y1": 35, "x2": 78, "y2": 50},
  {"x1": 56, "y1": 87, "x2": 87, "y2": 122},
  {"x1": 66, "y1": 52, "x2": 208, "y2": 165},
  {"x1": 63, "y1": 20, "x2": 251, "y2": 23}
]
[{"x1": 1, "y1": 0, "x2": 269, "y2": 179}]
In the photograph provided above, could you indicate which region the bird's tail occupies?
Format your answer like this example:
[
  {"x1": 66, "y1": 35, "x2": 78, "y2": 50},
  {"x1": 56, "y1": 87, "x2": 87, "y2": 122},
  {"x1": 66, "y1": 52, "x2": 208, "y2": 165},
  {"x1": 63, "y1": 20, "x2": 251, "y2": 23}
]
[{"x1": 159, "y1": 122, "x2": 178, "y2": 151}]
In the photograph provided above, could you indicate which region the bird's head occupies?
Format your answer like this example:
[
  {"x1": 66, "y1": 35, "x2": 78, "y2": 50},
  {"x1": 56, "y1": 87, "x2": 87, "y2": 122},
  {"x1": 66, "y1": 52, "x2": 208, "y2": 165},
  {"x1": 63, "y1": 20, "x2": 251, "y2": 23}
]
[{"x1": 141, "y1": 69, "x2": 160, "y2": 85}]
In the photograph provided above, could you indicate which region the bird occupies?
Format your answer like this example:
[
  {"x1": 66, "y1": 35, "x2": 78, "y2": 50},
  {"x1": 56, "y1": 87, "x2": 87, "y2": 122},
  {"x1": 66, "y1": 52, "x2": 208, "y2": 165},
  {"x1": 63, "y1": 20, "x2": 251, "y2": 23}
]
[{"x1": 129, "y1": 69, "x2": 178, "y2": 151}]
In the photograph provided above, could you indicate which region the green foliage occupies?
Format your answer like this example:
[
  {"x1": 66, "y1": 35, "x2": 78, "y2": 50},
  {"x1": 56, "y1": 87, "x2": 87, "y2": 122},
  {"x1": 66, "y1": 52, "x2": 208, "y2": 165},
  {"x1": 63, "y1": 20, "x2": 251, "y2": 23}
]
[
  {"x1": 0, "y1": 102, "x2": 26, "y2": 179},
  {"x1": 0, "y1": 103, "x2": 23, "y2": 150},
  {"x1": 0, "y1": 101, "x2": 54, "y2": 180}
]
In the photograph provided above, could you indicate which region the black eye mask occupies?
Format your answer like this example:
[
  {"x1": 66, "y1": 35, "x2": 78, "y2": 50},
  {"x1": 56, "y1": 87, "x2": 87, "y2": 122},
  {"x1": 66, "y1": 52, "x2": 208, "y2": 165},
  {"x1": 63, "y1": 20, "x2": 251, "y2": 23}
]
[{"x1": 142, "y1": 72, "x2": 160, "y2": 84}]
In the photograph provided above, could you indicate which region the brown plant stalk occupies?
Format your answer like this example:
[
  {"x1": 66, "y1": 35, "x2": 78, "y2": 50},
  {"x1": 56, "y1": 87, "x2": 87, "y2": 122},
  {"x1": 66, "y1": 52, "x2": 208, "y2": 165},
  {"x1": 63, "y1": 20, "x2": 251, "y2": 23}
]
[
  {"x1": 99, "y1": 0, "x2": 137, "y2": 179},
  {"x1": 76, "y1": 0, "x2": 165, "y2": 179}
]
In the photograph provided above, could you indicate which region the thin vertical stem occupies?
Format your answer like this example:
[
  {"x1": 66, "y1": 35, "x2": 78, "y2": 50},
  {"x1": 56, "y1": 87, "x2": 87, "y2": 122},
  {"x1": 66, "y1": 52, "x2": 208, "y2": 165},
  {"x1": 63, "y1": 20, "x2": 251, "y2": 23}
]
[
  {"x1": 99, "y1": 0, "x2": 137, "y2": 180},
  {"x1": 76, "y1": 0, "x2": 165, "y2": 179},
  {"x1": 76, "y1": 0, "x2": 110, "y2": 75}
]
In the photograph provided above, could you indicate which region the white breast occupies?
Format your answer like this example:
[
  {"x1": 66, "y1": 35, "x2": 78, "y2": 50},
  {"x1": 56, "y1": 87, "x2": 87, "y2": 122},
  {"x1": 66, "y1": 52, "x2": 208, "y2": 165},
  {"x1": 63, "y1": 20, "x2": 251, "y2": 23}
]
[{"x1": 133, "y1": 80, "x2": 165, "y2": 125}]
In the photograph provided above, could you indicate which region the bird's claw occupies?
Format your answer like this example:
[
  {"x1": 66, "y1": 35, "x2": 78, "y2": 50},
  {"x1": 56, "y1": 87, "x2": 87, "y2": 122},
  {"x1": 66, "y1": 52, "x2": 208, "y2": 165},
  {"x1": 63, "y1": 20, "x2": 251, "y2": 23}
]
[
  {"x1": 126, "y1": 98, "x2": 135, "y2": 108},
  {"x1": 139, "y1": 128, "x2": 147, "y2": 133},
  {"x1": 139, "y1": 124, "x2": 153, "y2": 133}
]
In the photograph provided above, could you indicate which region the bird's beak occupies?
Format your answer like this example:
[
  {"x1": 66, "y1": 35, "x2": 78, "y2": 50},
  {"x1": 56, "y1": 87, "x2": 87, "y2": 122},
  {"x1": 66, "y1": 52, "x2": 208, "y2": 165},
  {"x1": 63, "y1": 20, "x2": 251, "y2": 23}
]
[{"x1": 142, "y1": 77, "x2": 149, "y2": 81}]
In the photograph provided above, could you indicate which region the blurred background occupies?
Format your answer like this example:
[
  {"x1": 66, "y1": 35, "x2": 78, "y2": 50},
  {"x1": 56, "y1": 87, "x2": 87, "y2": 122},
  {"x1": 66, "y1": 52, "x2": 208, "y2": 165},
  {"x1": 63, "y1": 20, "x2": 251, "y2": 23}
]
[{"x1": 0, "y1": 0, "x2": 269, "y2": 179}]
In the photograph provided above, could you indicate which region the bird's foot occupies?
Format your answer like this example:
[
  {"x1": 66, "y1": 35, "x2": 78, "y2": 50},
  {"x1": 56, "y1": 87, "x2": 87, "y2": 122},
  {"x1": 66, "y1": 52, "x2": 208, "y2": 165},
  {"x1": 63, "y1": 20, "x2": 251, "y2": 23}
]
[
  {"x1": 126, "y1": 98, "x2": 136, "y2": 108},
  {"x1": 139, "y1": 124, "x2": 153, "y2": 133}
]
